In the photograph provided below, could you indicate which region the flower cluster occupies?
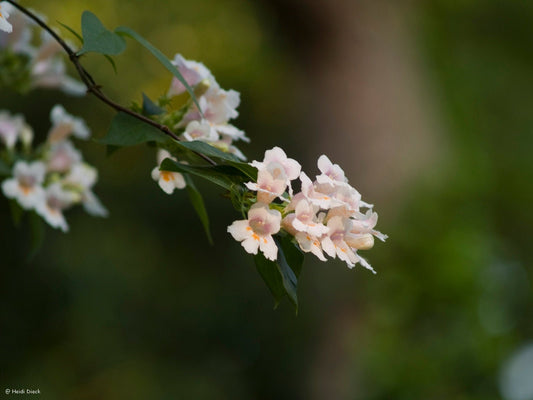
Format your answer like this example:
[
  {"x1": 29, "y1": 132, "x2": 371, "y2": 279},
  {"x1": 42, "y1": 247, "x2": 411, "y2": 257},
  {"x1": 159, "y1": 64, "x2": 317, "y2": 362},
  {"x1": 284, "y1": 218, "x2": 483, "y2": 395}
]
[
  {"x1": 0, "y1": 2, "x2": 85, "y2": 94},
  {"x1": 0, "y1": 106, "x2": 107, "y2": 232},
  {"x1": 168, "y1": 54, "x2": 248, "y2": 160},
  {"x1": 151, "y1": 54, "x2": 248, "y2": 194},
  {"x1": 228, "y1": 147, "x2": 387, "y2": 271}
]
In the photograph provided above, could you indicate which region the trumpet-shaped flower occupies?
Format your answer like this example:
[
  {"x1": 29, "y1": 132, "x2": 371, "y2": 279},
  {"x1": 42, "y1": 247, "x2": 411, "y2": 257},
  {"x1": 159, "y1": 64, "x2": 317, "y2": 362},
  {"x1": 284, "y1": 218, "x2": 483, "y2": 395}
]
[
  {"x1": 48, "y1": 105, "x2": 90, "y2": 142},
  {"x1": 227, "y1": 203, "x2": 281, "y2": 260},
  {"x1": 351, "y1": 209, "x2": 388, "y2": 242},
  {"x1": 201, "y1": 87, "x2": 240, "y2": 124},
  {"x1": 289, "y1": 197, "x2": 329, "y2": 236},
  {"x1": 251, "y1": 147, "x2": 301, "y2": 181},
  {"x1": 32, "y1": 58, "x2": 86, "y2": 95},
  {"x1": 245, "y1": 163, "x2": 289, "y2": 204},
  {"x1": 295, "y1": 232, "x2": 327, "y2": 261},
  {"x1": 0, "y1": 2, "x2": 13, "y2": 33},
  {"x1": 36, "y1": 183, "x2": 76, "y2": 232},
  {"x1": 64, "y1": 163, "x2": 108, "y2": 217},
  {"x1": 1, "y1": 161, "x2": 46, "y2": 210},
  {"x1": 316, "y1": 154, "x2": 348, "y2": 187},
  {"x1": 321, "y1": 216, "x2": 375, "y2": 272},
  {"x1": 151, "y1": 149, "x2": 186, "y2": 194},
  {"x1": 183, "y1": 120, "x2": 219, "y2": 142},
  {"x1": 168, "y1": 54, "x2": 215, "y2": 97},
  {"x1": 0, "y1": 111, "x2": 25, "y2": 150},
  {"x1": 46, "y1": 140, "x2": 82, "y2": 173},
  {"x1": 300, "y1": 171, "x2": 340, "y2": 209}
]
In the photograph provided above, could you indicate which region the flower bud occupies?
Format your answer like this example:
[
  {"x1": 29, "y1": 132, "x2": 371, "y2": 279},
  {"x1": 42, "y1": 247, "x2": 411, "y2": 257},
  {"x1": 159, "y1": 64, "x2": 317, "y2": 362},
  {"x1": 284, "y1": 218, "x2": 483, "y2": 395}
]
[{"x1": 345, "y1": 233, "x2": 374, "y2": 250}]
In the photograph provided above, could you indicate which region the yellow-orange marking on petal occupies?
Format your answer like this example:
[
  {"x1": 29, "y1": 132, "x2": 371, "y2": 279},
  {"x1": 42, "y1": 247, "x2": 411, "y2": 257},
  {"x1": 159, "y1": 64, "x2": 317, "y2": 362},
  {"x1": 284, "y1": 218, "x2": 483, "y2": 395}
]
[
  {"x1": 252, "y1": 233, "x2": 260, "y2": 241},
  {"x1": 20, "y1": 185, "x2": 33, "y2": 196},
  {"x1": 160, "y1": 171, "x2": 173, "y2": 182}
]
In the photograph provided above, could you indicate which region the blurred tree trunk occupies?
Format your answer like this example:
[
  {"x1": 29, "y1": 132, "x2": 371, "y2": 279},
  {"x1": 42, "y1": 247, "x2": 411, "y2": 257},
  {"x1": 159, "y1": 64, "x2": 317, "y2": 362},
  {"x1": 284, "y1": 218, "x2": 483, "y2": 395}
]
[{"x1": 261, "y1": 0, "x2": 447, "y2": 398}]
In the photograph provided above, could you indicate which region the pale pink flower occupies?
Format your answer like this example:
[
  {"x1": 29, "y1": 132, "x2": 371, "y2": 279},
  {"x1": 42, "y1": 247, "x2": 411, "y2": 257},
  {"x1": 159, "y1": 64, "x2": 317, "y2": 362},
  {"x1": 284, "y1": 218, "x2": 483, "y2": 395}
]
[
  {"x1": 289, "y1": 197, "x2": 329, "y2": 236},
  {"x1": 201, "y1": 87, "x2": 240, "y2": 124},
  {"x1": 245, "y1": 163, "x2": 289, "y2": 204},
  {"x1": 316, "y1": 155, "x2": 349, "y2": 187},
  {"x1": 351, "y1": 209, "x2": 388, "y2": 242},
  {"x1": 0, "y1": 111, "x2": 25, "y2": 150},
  {"x1": 48, "y1": 105, "x2": 90, "y2": 143},
  {"x1": 64, "y1": 163, "x2": 108, "y2": 217},
  {"x1": 321, "y1": 216, "x2": 375, "y2": 272},
  {"x1": 1, "y1": 161, "x2": 46, "y2": 210},
  {"x1": 251, "y1": 147, "x2": 301, "y2": 181},
  {"x1": 299, "y1": 171, "x2": 341, "y2": 209},
  {"x1": 167, "y1": 54, "x2": 215, "y2": 97},
  {"x1": 36, "y1": 182, "x2": 76, "y2": 232},
  {"x1": 46, "y1": 140, "x2": 82, "y2": 173},
  {"x1": 183, "y1": 120, "x2": 218, "y2": 142},
  {"x1": 227, "y1": 203, "x2": 281, "y2": 260},
  {"x1": 295, "y1": 232, "x2": 327, "y2": 261}
]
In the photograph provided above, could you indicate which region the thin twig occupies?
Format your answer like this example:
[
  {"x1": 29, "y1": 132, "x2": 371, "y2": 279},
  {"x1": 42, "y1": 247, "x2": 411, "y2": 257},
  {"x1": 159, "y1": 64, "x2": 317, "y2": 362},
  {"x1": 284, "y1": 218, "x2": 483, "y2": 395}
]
[{"x1": 4, "y1": 0, "x2": 217, "y2": 166}]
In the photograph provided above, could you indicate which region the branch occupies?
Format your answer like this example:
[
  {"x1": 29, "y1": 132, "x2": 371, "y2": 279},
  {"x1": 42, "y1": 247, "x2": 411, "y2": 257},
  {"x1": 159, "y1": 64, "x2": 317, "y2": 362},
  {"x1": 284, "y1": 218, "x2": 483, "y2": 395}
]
[{"x1": 4, "y1": 0, "x2": 217, "y2": 166}]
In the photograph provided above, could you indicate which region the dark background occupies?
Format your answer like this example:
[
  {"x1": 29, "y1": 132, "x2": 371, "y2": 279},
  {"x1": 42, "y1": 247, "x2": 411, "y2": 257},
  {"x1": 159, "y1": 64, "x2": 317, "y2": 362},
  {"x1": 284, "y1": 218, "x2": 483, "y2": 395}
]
[{"x1": 1, "y1": 0, "x2": 532, "y2": 398}]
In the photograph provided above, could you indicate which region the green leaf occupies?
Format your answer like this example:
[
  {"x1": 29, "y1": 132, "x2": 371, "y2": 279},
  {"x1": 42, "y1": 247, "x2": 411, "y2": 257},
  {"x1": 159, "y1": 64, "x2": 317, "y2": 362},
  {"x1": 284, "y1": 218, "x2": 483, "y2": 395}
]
[
  {"x1": 104, "y1": 55, "x2": 118, "y2": 74},
  {"x1": 57, "y1": 21, "x2": 83, "y2": 44},
  {"x1": 9, "y1": 200, "x2": 24, "y2": 227},
  {"x1": 161, "y1": 159, "x2": 246, "y2": 191},
  {"x1": 99, "y1": 112, "x2": 167, "y2": 146},
  {"x1": 142, "y1": 93, "x2": 164, "y2": 116},
  {"x1": 254, "y1": 253, "x2": 285, "y2": 308},
  {"x1": 184, "y1": 175, "x2": 213, "y2": 245},
  {"x1": 253, "y1": 236, "x2": 302, "y2": 312},
  {"x1": 114, "y1": 26, "x2": 203, "y2": 116},
  {"x1": 78, "y1": 11, "x2": 126, "y2": 56},
  {"x1": 277, "y1": 232, "x2": 304, "y2": 277},
  {"x1": 175, "y1": 141, "x2": 256, "y2": 179},
  {"x1": 274, "y1": 236, "x2": 299, "y2": 311}
]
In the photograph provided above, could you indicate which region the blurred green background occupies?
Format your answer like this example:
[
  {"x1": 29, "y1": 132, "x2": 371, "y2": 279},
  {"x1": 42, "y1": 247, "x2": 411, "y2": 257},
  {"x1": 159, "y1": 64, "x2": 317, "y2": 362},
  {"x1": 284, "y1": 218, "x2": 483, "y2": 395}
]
[{"x1": 1, "y1": 0, "x2": 533, "y2": 399}]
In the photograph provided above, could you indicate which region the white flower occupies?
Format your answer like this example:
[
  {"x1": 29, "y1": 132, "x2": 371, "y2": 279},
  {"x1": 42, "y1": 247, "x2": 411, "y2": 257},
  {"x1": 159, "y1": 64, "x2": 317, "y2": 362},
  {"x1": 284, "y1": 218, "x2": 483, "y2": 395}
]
[
  {"x1": 250, "y1": 147, "x2": 301, "y2": 181},
  {"x1": 48, "y1": 105, "x2": 90, "y2": 142},
  {"x1": 227, "y1": 203, "x2": 281, "y2": 260},
  {"x1": 46, "y1": 140, "x2": 82, "y2": 173},
  {"x1": 151, "y1": 149, "x2": 186, "y2": 194},
  {"x1": 288, "y1": 196, "x2": 329, "y2": 236},
  {"x1": 183, "y1": 120, "x2": 219, "y2": 142},
  {"x1": 29, "y1": 32, "x2": 86, "y2": 95},
  {"x1": 201, "y1": 87, "x2": 240, "y2": 124},
  {"x1": 316, "y1": 155, "x2": 349, "y2": 187},
  {"x1": 167, "y1": 54, "x2": 215, "y2": 97},
  {"x1": 321, "y1": 216, "x2": 375, "y2": 272},
  {"x1": 0, "y1": 111, "x2": 25, "y2": 150},
  {"x1": 1, "y1": 161, "x2": 46, "y2": 210},
  {"x1": 82, "y1": 189, "x2": 108, "y2": 217},
  {"x1": 216, "y1": 124, "x2": 249, "y2": 143},
  {"x1": 36, "y1": 183, "x2": 76, "y2": 232},
  {"x1": 245, "y1": 164, "x2": 289, "y2": 204},
  {"x1": 64, "y1": 163, "x2": 108, "y2": 217},
  {"x1": 295, "y1": 232, "x2": 327, "y2": 261},
  {"x1": 0, "y1": 2, "x2": 13, "y2": 33},
  {"x1": 299, "y1": 171, "x2": 340, "y2": 209},
  {"x1": 351, "y1": 209, "x2": 388, "y2": 242}
]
